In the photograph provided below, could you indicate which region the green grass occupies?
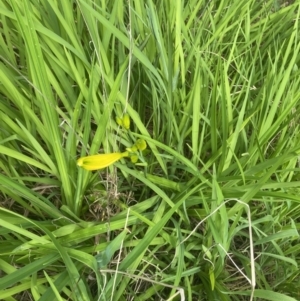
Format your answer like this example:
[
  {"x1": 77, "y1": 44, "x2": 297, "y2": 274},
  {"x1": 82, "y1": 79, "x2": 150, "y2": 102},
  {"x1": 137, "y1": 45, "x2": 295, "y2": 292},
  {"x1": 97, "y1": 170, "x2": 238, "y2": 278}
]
[{"x1": 0, "y1": 0, "x2": 300, "y2": 300}]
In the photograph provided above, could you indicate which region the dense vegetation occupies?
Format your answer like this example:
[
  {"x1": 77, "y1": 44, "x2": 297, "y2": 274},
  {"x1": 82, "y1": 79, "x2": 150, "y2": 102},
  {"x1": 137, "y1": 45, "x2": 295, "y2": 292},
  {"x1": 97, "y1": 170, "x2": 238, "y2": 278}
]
[{"x1": 0, "y1": 0, "x2": 300, "y2": 300}]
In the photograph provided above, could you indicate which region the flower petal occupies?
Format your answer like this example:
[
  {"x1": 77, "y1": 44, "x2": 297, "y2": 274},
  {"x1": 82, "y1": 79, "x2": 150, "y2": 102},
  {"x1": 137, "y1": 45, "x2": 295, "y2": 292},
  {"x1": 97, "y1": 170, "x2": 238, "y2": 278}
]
[{"x1": 77, "y1": 152, "x2": 128, "y2": 171}]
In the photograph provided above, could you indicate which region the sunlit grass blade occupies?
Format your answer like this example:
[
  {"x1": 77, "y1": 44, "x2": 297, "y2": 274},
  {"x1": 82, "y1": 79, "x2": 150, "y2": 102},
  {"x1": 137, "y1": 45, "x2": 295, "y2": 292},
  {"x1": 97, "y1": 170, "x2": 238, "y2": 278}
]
[{"x1": 10, "y1": 0, "x2": 73, "y2": 207}]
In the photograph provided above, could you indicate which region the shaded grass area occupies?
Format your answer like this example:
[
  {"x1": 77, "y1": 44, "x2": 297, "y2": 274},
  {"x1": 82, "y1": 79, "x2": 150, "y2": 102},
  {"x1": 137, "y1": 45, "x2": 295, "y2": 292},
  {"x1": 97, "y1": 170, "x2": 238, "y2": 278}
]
[{"x1": 0, "y1": 0, "x2": 300, "y2": 300}]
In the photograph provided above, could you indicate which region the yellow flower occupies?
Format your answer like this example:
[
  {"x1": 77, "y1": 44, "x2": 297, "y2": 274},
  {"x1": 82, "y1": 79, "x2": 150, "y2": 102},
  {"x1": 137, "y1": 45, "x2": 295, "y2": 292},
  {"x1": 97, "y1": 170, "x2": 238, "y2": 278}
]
[
  {"x1": 116, "y1": 117, "x2": 123, "y2": 127},
  {"x1": 77, "y1": 152, "x2": 128, "y2": 171},
  {"x1": 130, "y1": 154, "x2": 139, "y2": 163},
  {"x1": 116, "y1": 114, "x2": 130, "y2": 130},
  {"x1": 135, "y1": 139, "x2": 147, "y2": 151},
  {"x1": 122, "y1": 114, "x2": 130, "y2": 130}
]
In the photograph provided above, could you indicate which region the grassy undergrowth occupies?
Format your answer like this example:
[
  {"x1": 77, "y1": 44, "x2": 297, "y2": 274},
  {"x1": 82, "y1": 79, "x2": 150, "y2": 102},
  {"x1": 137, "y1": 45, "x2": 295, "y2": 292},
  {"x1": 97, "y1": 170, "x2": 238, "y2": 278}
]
[{"x1": 1, "y1": 0, "x2": 300, "y2": 300}]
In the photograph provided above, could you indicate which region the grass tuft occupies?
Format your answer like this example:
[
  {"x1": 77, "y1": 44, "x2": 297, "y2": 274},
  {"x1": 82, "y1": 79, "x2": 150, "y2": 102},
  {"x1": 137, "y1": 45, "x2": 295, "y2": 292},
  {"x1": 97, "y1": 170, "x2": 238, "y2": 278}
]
[{"x1": 1, "y1": 0, "x2": 300, "y2": 300}]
